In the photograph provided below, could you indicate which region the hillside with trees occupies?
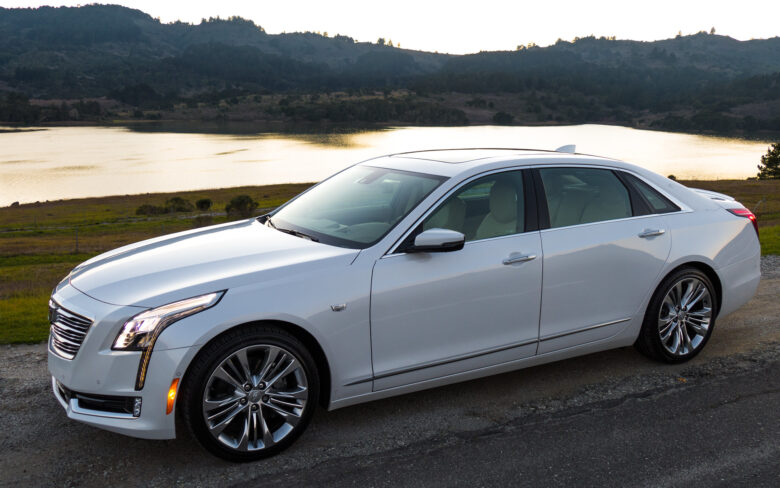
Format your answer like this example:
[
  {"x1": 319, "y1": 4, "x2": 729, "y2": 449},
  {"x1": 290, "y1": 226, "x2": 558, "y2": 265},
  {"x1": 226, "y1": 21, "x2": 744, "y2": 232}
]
[{"x1": 0, "y1": 5, "x2": 779, "y2": 133}]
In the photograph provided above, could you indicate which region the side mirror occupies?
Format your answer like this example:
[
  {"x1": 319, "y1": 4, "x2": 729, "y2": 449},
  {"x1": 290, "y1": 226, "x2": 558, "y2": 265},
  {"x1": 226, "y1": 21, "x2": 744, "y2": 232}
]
[{"x1": 406, "y1": 228, "x2": 465, "y2": 253}]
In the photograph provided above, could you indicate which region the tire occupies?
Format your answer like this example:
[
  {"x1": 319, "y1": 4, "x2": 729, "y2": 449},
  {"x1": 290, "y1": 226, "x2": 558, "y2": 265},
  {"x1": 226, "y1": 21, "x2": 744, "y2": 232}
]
[
  {"x1": 635, "y1": 267, "x2": 718, "y2": 364},
  {"x1": 180, "y1": 324, "x2": 319, "y2": 462}
]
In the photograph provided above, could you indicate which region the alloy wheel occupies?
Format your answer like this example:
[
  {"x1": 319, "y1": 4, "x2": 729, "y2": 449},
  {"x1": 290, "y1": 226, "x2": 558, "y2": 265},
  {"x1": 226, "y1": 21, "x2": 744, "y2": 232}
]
[
  {"x1": 202, "y1": 345, "x2": 309, "y2": 452},
  {"x1": 657, "y1": 277, "x2": 712, "y2": 356}
]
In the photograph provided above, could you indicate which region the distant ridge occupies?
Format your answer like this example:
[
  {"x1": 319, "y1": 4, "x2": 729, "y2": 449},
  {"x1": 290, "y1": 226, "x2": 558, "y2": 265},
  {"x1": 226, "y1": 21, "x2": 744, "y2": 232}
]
[{"x1": 0, "y1": 5, "x2": 779, "y2": 133}]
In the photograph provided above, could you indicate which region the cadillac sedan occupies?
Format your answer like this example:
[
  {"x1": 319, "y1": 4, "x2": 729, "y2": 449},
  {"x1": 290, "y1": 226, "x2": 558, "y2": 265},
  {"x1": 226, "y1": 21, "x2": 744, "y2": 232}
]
[{"x1": 48, "y1": 148, "x2": 760, "y2": 461}]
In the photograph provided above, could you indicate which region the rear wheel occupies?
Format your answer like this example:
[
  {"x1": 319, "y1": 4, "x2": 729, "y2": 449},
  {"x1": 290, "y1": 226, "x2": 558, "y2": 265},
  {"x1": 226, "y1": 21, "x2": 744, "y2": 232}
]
[
  {"x1": 181, "y1": 325, "x2": 319, "y2": 461},
  {"x1": 635, "y1": 267, "x2": 717, "y2": 363}
]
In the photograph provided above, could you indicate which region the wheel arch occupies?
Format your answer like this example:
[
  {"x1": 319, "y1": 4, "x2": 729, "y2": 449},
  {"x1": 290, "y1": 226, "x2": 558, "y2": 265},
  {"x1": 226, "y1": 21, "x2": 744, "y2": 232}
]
[{"x1": 183, "y1": 319, "x2": 333, "y2": 409}]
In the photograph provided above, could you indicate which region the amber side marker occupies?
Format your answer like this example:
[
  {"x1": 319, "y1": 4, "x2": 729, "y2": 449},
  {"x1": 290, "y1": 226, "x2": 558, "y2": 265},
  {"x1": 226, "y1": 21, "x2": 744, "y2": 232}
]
[{"x1": 166, "y1": 378, "x2": 180, "y2": 415}]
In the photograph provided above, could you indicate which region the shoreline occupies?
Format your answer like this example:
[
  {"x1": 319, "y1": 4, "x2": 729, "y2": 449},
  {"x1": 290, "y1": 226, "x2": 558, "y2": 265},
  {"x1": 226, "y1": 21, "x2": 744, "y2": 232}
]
[{"x1": 1, "y1": 118, "x2": 778, "y2": 143}]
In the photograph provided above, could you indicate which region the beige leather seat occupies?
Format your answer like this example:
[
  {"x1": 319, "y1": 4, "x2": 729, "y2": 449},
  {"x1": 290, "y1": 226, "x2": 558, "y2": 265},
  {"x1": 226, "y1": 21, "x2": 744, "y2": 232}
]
[
  {"x1": 424, "y1": 197, "x2": 466, "y2": 232},
  {"x1": 580, "y1": 184, "x2": 631, "y2": 224},
  {"x1": 475, "y1": 180, "x2": 520, "y2": 240}
]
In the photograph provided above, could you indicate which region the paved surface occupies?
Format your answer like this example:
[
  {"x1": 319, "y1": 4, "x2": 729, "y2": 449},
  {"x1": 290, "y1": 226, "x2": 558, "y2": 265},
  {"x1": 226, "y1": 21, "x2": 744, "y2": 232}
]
[{"x1": 0, "y1": 256, "x2": 778, "y2": 487}]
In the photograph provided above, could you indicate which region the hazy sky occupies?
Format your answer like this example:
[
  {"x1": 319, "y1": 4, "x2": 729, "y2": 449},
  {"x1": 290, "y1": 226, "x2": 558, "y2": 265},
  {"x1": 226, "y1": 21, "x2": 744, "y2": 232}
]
[{"x1": 2, "y1": 1, "x2": 779, "y2": 54}]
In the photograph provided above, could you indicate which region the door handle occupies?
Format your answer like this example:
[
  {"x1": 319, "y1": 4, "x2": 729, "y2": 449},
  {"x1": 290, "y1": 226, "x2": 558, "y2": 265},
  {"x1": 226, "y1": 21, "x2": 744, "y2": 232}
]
[
  {"x1": 503, "y1": 254, "x2": 537, "y2": 265},
  {"x1": 638, "y1": 229, "x2": 666, "y2": 238}
]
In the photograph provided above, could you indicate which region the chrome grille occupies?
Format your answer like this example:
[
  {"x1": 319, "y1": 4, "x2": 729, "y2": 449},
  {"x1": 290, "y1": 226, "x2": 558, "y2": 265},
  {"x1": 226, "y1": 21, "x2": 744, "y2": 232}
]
[{"x1": 49, "y1": 299, "x2": 92, "y2": 359}]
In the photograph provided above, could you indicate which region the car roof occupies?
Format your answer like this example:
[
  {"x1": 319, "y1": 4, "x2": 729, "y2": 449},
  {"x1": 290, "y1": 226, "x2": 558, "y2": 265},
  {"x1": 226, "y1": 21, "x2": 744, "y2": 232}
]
[
  {"x1": 358, "y1": 148, "x2": 718, "y2": 212},
  {"x1": 361, "y1": 148, "x2": 624, "y2": 178}
]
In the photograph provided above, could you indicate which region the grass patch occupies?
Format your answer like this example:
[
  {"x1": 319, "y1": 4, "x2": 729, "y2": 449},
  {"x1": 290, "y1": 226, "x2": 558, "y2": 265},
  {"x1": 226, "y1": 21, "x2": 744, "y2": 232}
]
[
  {"x1": 760, "y1": 225, "x2": 780, "y2": 256},
  {"x1": 0, "y1": 183, "x2": 312, "y2": 344},
  {"x1": 0, "y1": 293, "x2": 50, "y2": 343}
]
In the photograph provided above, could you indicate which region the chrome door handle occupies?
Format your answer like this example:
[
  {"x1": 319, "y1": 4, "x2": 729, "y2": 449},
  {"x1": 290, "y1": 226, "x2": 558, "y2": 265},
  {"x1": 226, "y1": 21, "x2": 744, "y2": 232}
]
[
  {"x1": 638, "y1": 229, "x2": 666, "y2": 238},
  {"x1": 503, "y1": 254, "x2": 537, "y2": 265}
]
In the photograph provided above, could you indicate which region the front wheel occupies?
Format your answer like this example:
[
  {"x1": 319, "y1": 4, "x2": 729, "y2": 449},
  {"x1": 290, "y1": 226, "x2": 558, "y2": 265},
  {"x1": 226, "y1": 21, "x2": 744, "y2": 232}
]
[
  {"x1": 635, "y1": 267, "x2": 718, "y2": 364},
  {"x1": 180, "y1": 325, "x2": 319, "y2": 461}
]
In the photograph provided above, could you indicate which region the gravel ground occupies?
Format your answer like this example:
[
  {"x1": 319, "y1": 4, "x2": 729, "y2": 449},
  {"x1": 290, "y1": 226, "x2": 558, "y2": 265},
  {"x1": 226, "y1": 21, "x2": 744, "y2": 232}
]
[{"x1": 0, "y1": 257, "x2": 778, "y2": 487}]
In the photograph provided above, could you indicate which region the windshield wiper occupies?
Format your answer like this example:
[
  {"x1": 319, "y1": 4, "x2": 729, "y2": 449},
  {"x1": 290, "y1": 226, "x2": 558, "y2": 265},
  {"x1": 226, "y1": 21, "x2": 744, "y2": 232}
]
[{"x1": 266, "y1": 217, "x2": 319, "y2": 242}]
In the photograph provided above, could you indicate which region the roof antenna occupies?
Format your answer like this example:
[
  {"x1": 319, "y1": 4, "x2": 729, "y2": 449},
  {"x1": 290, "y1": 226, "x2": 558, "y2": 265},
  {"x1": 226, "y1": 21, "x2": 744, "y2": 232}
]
[{"x1": 555, "y1": 144, "x2": 576, "y2": 153}]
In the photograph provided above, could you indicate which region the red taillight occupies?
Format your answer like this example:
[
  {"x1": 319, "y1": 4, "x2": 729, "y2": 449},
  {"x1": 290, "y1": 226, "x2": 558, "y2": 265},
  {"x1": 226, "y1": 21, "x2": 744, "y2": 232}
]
[{"x1": 727, "y1": 208, "x2": 759, "y2": 237}]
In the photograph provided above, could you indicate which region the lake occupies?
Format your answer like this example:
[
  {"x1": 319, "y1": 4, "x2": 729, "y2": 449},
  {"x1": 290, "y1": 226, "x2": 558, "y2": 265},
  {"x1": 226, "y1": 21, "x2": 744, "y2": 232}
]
[{"x1": 0, "y1": 124, "x2": 771, "y2": 206}]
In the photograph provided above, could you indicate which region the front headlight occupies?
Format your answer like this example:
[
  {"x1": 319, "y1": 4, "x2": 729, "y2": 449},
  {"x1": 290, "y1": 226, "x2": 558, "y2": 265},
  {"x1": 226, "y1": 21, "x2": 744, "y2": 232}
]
[
  {"x1": 113, "y1": 292, "x2": 224, "y2": 351},
  {"x1": 113, "y1": 291, "x2": 225, "y2": 390}
]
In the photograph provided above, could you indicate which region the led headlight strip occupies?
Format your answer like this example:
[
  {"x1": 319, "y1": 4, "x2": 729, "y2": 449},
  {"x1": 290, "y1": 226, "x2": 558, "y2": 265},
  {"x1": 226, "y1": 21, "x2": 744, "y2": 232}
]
[{"x1": 112, "y1": 291, "x2": 225, "y2": 390}]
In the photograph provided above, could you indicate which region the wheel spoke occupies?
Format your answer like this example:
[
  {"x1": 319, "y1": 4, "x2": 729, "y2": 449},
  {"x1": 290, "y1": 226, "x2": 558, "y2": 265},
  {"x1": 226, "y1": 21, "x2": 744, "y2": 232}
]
[
  {"x1": 660, "y1": 320, "x2": 676, "y2": 342},
  {"x1": 260, "y1": 409, "x2": 274, "y2": 447},
  {"x1": 264, "y1": 400, "x2": 302, "y2": 422},
  {"x1": 680, "y1": 325, "x2": 693, "y2": 353},
  {"x1": 257, "y1": 347, "x2": 281, "y2": 383},
  {"x1": 268, "y1": 386, "x2": 308, "y2": 400},
  {"x1": 204, "y1": 396, "x2": 242, "y2": 415},
  {"x1": 234, "y1": 348, "x2": 254, "y2": 385},
  {"x1": 236, "y1": 410, "x2": 250, "y2": 450},
  {"x1": 211, "y1": 366, "x2": 245, "y2": 391},
  {"x1": 680, "y1": 280, "x2": 697, "y2": 308},
  {"x1": 686, "y1": 285, "x2": 707, "y2": 309},
  {"x1": 208, "y1": 402, "x2": 246, "y2": 435},
  {"x1": 266, "y1": 358, "x2": 300, "y2": 388},
  {"x1": 688, "y1": 321, "x2": 708, "y2": 335}
]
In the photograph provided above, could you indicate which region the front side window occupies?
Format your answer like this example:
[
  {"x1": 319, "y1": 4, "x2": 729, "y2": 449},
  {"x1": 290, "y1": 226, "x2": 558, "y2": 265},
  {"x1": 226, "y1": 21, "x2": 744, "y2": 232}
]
[
  {"x1": 270, "y1": 165, "x2": 444, "y2": 248},
  {"x1": 539, "y1": 167, "x2": 631, "y2": 228},
  {"x1": 422, "y1": 171, "x2": 524, "y2": 242}
]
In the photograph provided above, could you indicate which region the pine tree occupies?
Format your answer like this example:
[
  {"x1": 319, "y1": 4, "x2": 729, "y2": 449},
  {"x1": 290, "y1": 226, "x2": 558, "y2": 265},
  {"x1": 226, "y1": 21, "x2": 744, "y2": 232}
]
[{"x1": 757, "y1": 143, "x2": 780, "y2": 179}]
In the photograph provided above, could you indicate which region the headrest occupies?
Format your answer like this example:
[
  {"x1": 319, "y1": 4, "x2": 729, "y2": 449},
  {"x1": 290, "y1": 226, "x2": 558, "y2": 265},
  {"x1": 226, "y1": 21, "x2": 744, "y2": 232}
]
[{"x1": 490, "y1": 180, "x2": 517, "y2": 224}]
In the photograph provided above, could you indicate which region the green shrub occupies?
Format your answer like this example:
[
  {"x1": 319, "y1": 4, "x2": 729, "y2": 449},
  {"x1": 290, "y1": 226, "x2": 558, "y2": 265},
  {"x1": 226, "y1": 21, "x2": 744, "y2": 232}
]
[
  {"x1": 165, "y1": 196, "x2": 194, "y2": 212},
  {"x1": 196, "y1": 198, "x2": 212, "y2": 211},
  {"x1": 225, "y1": 195, "x2": 258, "y2": 218},
  {"x1": 492, "y1": 111, "x2": 514, "y2": 125}
]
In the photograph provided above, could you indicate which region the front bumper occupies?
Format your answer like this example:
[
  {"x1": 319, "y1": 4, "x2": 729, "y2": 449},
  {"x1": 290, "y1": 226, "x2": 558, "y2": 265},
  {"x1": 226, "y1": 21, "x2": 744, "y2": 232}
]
[{"x1": 47, "y1": 283, "x2": 190, "y2": 440}]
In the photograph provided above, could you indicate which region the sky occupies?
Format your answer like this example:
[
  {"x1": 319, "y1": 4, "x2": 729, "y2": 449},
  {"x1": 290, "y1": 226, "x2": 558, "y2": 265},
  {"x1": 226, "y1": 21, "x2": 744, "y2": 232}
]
[{"x1": 1, "y1": 0, "x2": 779, "y2": 54}]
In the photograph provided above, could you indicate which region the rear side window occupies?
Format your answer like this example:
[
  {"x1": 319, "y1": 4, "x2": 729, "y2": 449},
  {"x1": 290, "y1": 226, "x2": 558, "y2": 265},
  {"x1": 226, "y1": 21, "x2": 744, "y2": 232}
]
[
  {"x1": 539, "y1": 167, "x2": 631, "y2": 228},
  {"x1": 623, "y1": 174, "x2": 680, "y2": 214}
]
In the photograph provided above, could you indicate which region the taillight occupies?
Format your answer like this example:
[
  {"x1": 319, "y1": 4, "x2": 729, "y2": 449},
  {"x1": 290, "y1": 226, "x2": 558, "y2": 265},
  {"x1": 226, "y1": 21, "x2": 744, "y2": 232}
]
[{"x1": 727, "y1": 208, "x2": 759, "y2": 237}]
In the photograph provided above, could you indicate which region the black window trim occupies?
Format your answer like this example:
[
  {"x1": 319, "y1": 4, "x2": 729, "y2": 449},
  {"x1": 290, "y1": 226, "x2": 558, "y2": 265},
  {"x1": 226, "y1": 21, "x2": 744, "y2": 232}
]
[
  {"x1": 387, "y1": 167, "x2": 539, "y2": 255},
  {"x1": 613, "y1": 170, "x2": 653, "y2": 217},
  {"x1": 618, "y1": 171, "x2": 682, "y2": 214}
]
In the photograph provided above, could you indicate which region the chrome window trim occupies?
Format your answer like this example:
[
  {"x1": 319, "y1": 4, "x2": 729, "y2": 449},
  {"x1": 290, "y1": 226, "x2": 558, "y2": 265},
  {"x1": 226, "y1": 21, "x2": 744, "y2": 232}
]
[
  {"x1": 534, "y1": 165, "x2": 692, "y2": 232},
  {"x1": 382, "y1": 162, "x2": 690, "y2": 257}
]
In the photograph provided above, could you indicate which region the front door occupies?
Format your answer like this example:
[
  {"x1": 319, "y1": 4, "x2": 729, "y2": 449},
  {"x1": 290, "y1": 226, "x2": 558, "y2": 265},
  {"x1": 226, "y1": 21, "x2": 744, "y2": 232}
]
[{"x1": 370, "y1": 170, "x2": 543, "y2": 390}]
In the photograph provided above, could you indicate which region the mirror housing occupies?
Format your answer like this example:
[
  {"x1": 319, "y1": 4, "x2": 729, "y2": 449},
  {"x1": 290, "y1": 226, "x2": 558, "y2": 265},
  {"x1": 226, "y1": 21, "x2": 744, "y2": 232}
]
[{"x1": 405, "y1": 228, "x2": 465, "y2": 253}]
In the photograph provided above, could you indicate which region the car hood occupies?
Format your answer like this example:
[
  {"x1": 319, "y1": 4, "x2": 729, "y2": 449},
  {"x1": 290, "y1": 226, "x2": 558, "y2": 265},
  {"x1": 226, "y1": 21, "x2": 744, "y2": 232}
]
[{"x1": 69, "y1": 219, "x2": 359, "y2": 307}]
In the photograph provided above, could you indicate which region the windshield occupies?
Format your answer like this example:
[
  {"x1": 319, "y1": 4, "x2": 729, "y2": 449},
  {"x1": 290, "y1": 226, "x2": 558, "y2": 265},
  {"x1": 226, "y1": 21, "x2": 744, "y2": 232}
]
[{"x1": 269, "y1": 165, "x2": 446, "y2": 248}]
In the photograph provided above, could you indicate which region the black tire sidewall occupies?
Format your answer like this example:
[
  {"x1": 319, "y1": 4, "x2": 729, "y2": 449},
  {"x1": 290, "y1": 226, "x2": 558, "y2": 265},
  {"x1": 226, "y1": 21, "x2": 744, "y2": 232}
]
[{"x1": 180, "y1": 325, "x2": 320, "y2": 462}]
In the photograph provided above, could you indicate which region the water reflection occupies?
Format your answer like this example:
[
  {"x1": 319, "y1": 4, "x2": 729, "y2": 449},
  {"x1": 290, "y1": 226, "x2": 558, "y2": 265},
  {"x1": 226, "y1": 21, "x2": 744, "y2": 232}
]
[{"x1": 0, "y1": 124, "x2": 771, "y2": 206}]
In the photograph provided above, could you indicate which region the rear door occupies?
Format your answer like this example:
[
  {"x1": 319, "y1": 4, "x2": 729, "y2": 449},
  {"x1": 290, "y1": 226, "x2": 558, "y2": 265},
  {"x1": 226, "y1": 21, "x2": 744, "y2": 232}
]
[{"x1": 534, "y1": 167, "x2": 672, "y2": 353}]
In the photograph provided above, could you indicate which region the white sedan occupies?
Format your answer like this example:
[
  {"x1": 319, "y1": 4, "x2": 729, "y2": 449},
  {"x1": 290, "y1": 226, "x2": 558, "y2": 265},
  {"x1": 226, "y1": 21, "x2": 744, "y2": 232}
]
[{"x1": 48, "y1": 148, "x2": 761, "y2": 461}]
